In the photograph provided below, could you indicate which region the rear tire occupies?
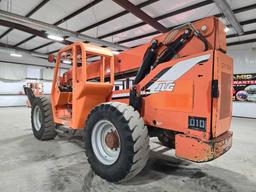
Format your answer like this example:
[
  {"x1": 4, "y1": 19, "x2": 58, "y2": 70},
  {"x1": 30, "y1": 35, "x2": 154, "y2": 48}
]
[
  {"x1": 85, "y1": 102, "x2": 150, "y2": 182},
  {"x1": 31, "y1": 96, "x2": 56, "y2": 140},
  {"x1": 157, "y1": 132, "x2": 175, "y2": 149}
]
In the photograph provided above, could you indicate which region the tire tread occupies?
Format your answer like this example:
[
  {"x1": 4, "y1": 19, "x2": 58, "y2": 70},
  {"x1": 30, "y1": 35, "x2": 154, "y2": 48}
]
[
  {"x1": 31, "y1": 96, "x2": 56, "y2": 140},
  {"x1": 85, "y1": 102, "x2": 149, "y2": 182}
]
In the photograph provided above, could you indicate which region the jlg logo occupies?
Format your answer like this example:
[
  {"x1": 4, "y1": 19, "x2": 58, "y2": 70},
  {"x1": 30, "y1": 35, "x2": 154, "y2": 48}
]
[{"x1": 154, "y1": 82, "x2": 175, "y2": 92}]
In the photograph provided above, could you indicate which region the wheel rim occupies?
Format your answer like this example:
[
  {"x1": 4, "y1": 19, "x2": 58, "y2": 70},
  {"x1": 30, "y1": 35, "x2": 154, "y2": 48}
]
[
  {"x1": 33, "y1": 105, "x2": 42, "y2": 131},
  {"x1": 91, "y1": 120, "x2": 121, "y2": 165}
]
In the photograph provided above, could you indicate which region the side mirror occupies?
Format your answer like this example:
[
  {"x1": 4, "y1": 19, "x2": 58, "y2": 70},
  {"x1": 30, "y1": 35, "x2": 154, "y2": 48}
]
[{"x1": 48, "y1": 54, "x2": 55, "y2": 63}]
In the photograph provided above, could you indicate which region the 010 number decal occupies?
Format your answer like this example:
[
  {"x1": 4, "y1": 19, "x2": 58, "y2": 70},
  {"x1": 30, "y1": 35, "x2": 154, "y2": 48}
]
[{"x1": 188, "y1": 116, "x2": 207, "y2": 131}]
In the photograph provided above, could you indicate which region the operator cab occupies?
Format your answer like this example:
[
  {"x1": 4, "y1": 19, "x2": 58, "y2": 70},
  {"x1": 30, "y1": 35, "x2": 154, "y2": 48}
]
[{"x1": 50, "y1": 42, "x2": 115, "y2": 128}]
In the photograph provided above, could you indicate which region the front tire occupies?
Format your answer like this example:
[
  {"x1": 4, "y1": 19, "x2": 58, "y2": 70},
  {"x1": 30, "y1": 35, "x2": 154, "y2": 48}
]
[
  {"x1": 31, "y1": 96, "x2": 56, "y2": 140},
  {"x1": 85, "y1": 102, "x2": 150, "y2": 182}
]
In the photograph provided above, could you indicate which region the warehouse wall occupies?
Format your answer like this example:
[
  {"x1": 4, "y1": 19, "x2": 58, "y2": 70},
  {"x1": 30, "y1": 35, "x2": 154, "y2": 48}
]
[
  {"x1": 228, "y1": 46, "x2": 256, "y2": 118},
  {"x1": 0, "y1": 62, "x2": 54, "y2": 107}
]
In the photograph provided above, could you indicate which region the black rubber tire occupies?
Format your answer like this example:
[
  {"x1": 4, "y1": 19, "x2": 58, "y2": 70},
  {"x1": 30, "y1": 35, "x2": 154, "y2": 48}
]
[
  {"x1": 85, "y1": 102, "x2": 150, "y2": 182},
  {"x1": 31, "y1": 96, "x2": 57, "y2": 140}
]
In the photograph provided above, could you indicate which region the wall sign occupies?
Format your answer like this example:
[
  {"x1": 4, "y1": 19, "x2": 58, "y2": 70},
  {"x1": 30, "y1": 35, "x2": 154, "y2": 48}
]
[{"x1": 233, "y1": 73, "x2": 256, "y2": 103}]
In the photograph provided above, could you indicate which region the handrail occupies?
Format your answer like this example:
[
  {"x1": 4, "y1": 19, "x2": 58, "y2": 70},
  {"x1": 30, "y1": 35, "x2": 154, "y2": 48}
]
[{"x1": 55, "y1": 41, "x2": 114, "y2": 86}]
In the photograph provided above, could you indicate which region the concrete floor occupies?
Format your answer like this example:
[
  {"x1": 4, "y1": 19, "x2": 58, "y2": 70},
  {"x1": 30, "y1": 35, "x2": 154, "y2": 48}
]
[{"x1": 0, "y1": 107, "x2": 256, "y2": 192}]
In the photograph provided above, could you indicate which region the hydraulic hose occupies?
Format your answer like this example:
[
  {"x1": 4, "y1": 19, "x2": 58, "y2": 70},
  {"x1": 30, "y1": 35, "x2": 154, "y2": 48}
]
[
  {"x1": 134, "y1": 40, "x2": 159, "y2": 85},
  {"x1": 194, "y1": 30, "x2": 209, "y2": 51},
  {"x1": 156, "y1": 28, "x2": 193, "y2": 65}
]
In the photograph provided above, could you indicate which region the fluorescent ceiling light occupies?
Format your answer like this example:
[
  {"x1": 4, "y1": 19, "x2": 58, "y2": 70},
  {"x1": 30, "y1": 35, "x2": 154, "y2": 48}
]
[
  {"x1": 224, "y1": 27, "x2": 230, "y2": 33},
  {"x1": 63, "y1": 60, "x2": 72, "y2": 64},
  {"x1": 10, "y1": 53, "x2": 22, "y2": 57},
  {"x1": 47, "y1": 34, "x2": 64, "y2": 41}
]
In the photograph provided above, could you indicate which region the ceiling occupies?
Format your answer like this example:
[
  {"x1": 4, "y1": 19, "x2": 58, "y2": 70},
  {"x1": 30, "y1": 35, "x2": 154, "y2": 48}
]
[{"x1": 0, "y1": 0, "x2": 255, "y2": 66}]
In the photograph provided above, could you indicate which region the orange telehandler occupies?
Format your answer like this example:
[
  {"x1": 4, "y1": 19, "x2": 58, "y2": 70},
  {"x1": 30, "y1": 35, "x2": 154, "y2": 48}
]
[{"x1": 24, "y1": 16, "x2": 233, "y2": 182}]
